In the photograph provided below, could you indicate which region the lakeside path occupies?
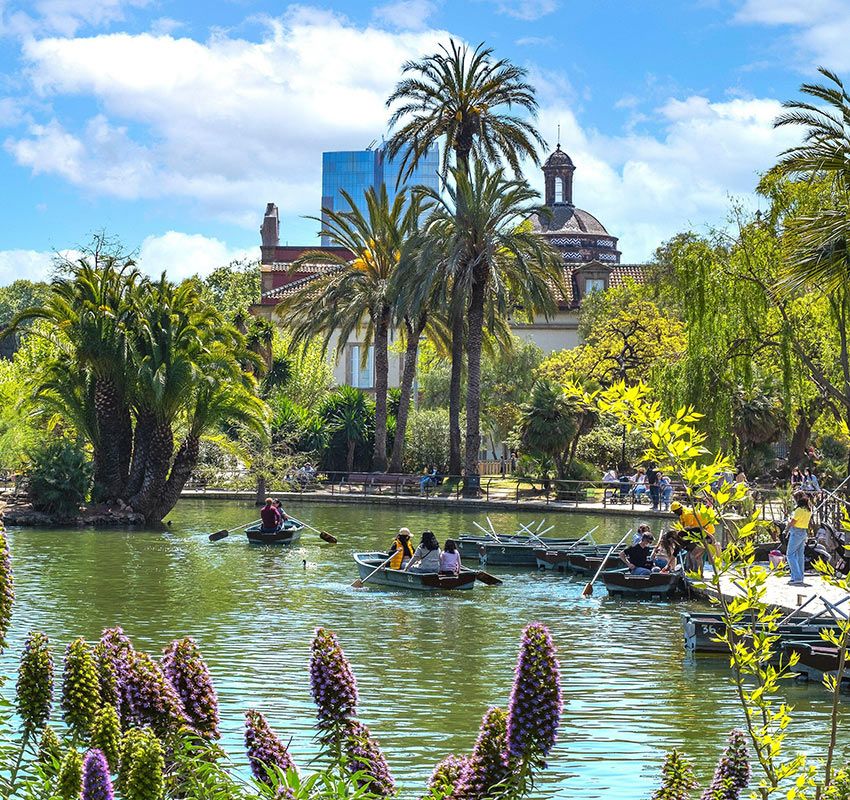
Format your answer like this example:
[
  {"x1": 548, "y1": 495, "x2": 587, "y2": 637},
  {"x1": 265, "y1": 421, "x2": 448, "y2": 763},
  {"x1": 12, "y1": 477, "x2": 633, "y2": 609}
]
[{"x1": 691, "y1": 570, "x2": 850, "y2": 617}]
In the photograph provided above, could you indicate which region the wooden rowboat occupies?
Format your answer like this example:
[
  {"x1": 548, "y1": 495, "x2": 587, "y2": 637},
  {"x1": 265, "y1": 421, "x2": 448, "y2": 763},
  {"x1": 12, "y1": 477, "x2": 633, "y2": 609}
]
[
  {"x1": 683, "y1": 610, "x2": 843, "y2": 655},
  {"x1": 459, "y1": 536, "x2": 580, "y2": 567},
  {"x1": 245, "y1": 521, "x2": 304, "y2": 545},
  {"x1": 601, "y1": 571, "x2": 686, "y2": 599},
  {"x1": 535, "y1": 549, "x2": 625, "y2": 575},
  {"x1": 353, "y1": 552, "x2": 478, "y2": 591},
  {"x1": 783, "y1": 641, "x2": 850, "y2": 686}
]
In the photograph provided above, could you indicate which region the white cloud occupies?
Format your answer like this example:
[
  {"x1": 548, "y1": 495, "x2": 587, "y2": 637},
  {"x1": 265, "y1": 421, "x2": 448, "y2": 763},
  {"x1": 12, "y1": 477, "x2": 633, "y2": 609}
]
[
  {"x1": 372, "y1": 0, "x2": 438, "y2": 30},
  {"x1": 137, "y1": 232, "x2": 252, "y2": 281},
  {"x1": 7, "y1": 11, "x2": 448, "y2": 228},
  {"x1": 0, "y1": 248, "x2": 75, "y2": 282},
  {"x1": 494, "y1": 0, "x2": 557, "y2": 21},
  {"x1": 735, "y1": 0, "x2": 850, "y2": 70},
  {"x1": 1, "y1": 0, "x2": 150, "y2": 36},
  {"x1": 530, "y1": 95, "x2": 801, "y2": 260}
]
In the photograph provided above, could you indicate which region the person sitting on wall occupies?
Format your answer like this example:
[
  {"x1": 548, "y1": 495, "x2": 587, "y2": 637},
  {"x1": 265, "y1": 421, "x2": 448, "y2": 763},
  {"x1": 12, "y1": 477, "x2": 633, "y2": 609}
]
[
  {"x1": 259, "y1": 498, "x2": 282, "y2": 533},
  {"x1": 621, "y1": 532, "x2": 655, "y2": 575},
  {"x1": 388, "y1": 528, "x2": 415, "y2": 570}
]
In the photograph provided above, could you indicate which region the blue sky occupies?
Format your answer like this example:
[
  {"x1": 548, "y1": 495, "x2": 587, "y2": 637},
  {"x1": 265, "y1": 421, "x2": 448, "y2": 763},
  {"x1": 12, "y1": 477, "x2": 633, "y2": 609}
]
[{"x1": 0, "y1": 0, "x2": 847, "y2": 281}]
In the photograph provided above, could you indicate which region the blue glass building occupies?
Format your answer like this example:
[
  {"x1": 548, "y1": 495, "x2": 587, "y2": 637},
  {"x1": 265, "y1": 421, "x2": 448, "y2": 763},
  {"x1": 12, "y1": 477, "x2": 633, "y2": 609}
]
[{"x1": 320, "y1": 142, "x2": 440, "y2": 244}]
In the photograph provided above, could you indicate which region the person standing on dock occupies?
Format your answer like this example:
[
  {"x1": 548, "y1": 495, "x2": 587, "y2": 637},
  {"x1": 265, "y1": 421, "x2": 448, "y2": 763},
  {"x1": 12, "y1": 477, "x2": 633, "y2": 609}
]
[
  {"x1": 646, "y1": 462, "x2": 661, "y2": 511},
  {"x1": 670, "y1": 501, "x2": 713, "y2": 575},
  {"x1": 786, "y1": 493, "x2": 812, "y2": 587}
]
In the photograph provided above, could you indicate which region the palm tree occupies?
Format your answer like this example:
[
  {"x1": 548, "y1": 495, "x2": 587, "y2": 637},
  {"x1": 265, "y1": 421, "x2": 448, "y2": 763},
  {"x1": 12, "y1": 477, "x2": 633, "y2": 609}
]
[
  {"x1": 277, "y1": 185, "x2": 420, "y2": 472},
  {"x1": 421, "y1": 160, "x2": 564, "y2": 493},
  {"x1": 9, "y1": 245, "x2": 139, "y2": 501},
  {"x1": 773, "y1": 67, "x2": 850, "y2": 292},
  {"x1": 321, "y1": 386, "x2": 372, "y2": 473},
  {"x1": 386, "y1": 39, "x2": 545, "y2": 476}
]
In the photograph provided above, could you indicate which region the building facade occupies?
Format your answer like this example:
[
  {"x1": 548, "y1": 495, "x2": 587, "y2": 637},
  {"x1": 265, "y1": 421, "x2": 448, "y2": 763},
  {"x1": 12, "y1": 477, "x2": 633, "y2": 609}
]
[
  {"x1": 320, "y1": 142, "x2": 440, "y2": 244},
  {"x1": 254, "y1": 144, "x2": 646, "y2": 390}
]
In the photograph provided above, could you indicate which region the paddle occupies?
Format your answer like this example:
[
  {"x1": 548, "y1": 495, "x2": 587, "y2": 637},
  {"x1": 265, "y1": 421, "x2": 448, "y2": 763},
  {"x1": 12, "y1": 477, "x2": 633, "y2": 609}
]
[
  {"x1": 208, "y1": 519, "x2": 258, "y2": 542},
  {"x1": 516, "y1": 522, "x2": 557, "y2": 546},
  {"x1": 582, "y1": 529, "x2": 632, "y2": 597},
  {"x1": 475, "y1": 570, "x2": 503, "y2": 586},
  {"x1": 539, "y1": 525, "x2": 599, "y2": 554},
  {"x1": 352, "y1": 552, "x2": 395, "y2": 588},
  {"x1": 474, "y1": 520, "x2": 501, "y2": 542},
  {"x1": 290, "y1": 517, "x2": 338, "y2": 544}
]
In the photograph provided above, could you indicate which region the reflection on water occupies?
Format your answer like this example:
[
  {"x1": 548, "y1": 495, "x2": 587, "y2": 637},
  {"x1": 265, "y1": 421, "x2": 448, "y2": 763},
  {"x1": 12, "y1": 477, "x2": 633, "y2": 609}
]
[{"x1": 4, "y1": 500, "x2": 848, "y2": 799}]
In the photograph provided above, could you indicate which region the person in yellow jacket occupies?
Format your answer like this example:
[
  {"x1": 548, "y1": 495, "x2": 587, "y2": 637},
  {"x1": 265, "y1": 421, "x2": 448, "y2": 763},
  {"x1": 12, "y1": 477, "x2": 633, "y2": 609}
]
[
  {"x1": 387, "y1": 528, "x2": 415, "y2": 570},
  {"x1": 671, "y1": 501, "x2": 716, "y2": 574}
]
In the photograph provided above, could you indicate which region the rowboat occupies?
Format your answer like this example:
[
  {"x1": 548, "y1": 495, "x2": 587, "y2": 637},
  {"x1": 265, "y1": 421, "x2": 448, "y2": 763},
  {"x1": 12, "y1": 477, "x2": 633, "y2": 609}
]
[
  {"x1": 353, "y1": 552, "x2": 478, "y2": 591},
  {"x1": 245, "y1": 521, "x2": 304, "y2": 545},
  {"x1": 459, "y1": 536, "x2": 580, "y2": 567},
  {"x1": 535, "y1": 549, "x2": 625, "y2": 575},
  {"x1": 683, "y1": 610, "x2": 843, "y2": 655},
  {"x1": 601, "y1": 571, "x2": 686, "y2": 599},
  {"x1": 783, "y1": 641, "x2": 850, "y2": 685}
]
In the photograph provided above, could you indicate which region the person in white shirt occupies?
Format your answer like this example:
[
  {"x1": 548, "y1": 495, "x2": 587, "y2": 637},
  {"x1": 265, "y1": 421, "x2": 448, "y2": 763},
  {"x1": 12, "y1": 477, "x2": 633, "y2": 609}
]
[{"x1": 405, "y1": 530, "x2": 442, "y2": 573}]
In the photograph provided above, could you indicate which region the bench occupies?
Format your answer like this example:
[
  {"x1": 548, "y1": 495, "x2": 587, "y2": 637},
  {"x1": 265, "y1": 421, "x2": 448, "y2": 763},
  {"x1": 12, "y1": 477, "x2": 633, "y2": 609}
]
[{"x1": 342, "y1": 472, "x2": 422, "y2": 494}]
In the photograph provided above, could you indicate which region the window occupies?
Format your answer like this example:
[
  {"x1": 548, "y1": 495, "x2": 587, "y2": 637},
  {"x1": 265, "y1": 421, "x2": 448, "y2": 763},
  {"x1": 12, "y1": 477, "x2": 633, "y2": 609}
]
[
  {"x1": 585, "y1": 278, "x2": 605, "y2": 294},
  {"x1": 554, "y1": 177, "x2": 564, "y2": 204},
  {"x1": 349, "y1": 345, "x2": 374, "y2": 388}
]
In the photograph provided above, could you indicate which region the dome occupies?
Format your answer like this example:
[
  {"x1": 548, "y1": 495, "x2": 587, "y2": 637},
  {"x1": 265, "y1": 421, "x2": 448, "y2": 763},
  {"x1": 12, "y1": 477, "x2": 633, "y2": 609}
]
[
  {"x1": 544, "y1": 145, "x2": 574, "y2": 169},
  {"x1": 532, "y1": 205, "x2": 609, "y2": 236}
]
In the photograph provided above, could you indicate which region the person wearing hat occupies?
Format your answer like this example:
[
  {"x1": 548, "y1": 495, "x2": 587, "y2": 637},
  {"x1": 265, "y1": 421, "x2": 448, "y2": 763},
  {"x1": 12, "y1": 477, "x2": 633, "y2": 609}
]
[
  {"x1": 387, "y1": 528, "x2": 415, "y2": 570},
  {"x1": 670, "y1": 501, "x2": 714, "y2": 574}
]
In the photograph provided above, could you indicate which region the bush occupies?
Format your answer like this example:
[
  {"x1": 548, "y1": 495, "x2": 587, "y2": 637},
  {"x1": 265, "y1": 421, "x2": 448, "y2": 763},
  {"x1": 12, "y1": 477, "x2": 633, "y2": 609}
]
[
  {"x1": 403, "y1": 409, "x2": 451, "y2": 473},
  {"x1": 28, "y1": 439, "x2": 92, "y2": 517},
  {"x1": 576, "y1": 415, "x2": 648, "y2": 470}
]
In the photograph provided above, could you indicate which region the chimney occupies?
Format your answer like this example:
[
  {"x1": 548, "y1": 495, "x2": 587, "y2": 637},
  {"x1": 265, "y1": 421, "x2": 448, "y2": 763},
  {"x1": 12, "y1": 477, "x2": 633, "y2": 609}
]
[{"x1": 261, "y1": 203, "x2": 280, "y2": 248}]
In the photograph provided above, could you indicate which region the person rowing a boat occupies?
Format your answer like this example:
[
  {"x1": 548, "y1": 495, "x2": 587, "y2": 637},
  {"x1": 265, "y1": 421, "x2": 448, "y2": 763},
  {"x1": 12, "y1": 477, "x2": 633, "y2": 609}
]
[
  {"x1": 387, "y1": 528, "x2": 415, "y2": 570},
  {"x1": 620, "y1": 532, "x2": 655, "y2": 575},
  {"x1": 405, "y1": 530, "x2": 442, "y2": 573},
  {"x1": 259, "y1": 498, "x2": 282, "y2": 533},
  {"x1": 273, "y1": 499, "x2": 289, "y2": 526}
]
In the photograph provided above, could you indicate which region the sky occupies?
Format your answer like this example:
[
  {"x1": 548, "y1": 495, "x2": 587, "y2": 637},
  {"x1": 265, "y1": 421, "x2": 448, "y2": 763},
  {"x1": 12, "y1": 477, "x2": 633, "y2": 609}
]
[{"x1": 0, "y1": 0, "x2": 848, "y2": 282}]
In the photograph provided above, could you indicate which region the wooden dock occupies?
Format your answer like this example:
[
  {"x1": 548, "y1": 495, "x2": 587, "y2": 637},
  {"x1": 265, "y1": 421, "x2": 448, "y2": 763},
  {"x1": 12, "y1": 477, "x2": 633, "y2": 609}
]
[{"x1": 692, "y1": 570, "x2": 849, "y2": 618}]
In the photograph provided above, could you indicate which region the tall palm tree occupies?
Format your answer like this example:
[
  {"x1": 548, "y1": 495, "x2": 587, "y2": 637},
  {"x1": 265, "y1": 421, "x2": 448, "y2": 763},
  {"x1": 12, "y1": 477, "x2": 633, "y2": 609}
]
[
  {"x1": 278, "y1": 185, "x2": 420, "y2": 472},
  {"x1": 9, "y1": 249, "x2": 139, "y2": 500},
  {"x1": 386, "y1": 39, "x2": 545, "y2": 476},
  {"x1": 773, "y1": 67, "x2": 850, "y2": 292},
  {"x1": 421, "y1": 159, "x2": 564, "y2": 493}
]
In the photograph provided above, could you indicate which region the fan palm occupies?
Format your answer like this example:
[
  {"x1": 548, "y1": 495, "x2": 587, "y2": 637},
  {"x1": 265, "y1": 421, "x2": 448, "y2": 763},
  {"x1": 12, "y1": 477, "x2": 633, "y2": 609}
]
[
  {"x1": 277, "y1": 185, "x2": 421, "y2": 472},
  {"x1": 420, "y1": 159, "x2": 564, "y2": 491},
  {"x1": 385, "y1": 39, "x2": 546, "y2": 475},
  {"x1": 773, "y1": 67, "x2": 850, "y2": 292}
]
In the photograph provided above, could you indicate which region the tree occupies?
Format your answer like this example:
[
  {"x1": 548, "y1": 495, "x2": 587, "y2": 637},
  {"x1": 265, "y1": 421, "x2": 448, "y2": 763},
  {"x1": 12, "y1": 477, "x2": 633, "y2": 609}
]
[
  {"x1": 319, "y1": 386, "x2": 373, "y2": 474},
  {"x1": 386, "y1": 39, "x2": 545, "y2": 476},
  {"x1": 0, "y1": 280, "x2": 50, "y2": 329},
  {"x1": 420, "y1": 160, "x2": 563, "y2": 493},
  {"x1": 772, "y1": 67, "x2": 850, "y2": 293},
  {"x1": 277, "y1": 185, "x2": 421, "y2": 473},
  {"x1": 198, "y1": 259, "x2": 261, "y2": 318}
]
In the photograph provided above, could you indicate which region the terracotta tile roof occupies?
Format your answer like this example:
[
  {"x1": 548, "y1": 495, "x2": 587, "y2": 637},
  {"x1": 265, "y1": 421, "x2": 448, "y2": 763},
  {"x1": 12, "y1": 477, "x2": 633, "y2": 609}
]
[
  {"x1": 264, "y1": 262, "x2": 340, "y2": 273},
  {"x1": 610, "y1": 263, "x2": 647, "y2": 287}
]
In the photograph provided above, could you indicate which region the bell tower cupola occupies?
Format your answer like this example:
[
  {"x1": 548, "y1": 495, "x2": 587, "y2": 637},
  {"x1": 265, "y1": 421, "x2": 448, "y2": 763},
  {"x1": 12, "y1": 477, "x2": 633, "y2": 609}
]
[{"x1": 543, "y1": 144, "x2": 575, "y2": 207}]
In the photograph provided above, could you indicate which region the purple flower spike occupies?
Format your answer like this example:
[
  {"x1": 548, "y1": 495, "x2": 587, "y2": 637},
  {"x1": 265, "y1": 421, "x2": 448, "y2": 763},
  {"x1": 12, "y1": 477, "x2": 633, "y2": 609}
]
[
  {"x1": 274, "y1": 787, "x2": 296, "y2": 800},
  {"x1": 161, "y1": 637, "x2": 219, "y2": 740},
  {"x1": 0, "y1": 529, "x2": 14, "y2": 650},
  {"x1": 122, "y1": 651, "x2": 187, "y2": 737},
  {"x1": 344, "y1": 720, "x2": 395, "y2": 798},
  {"x1": 244, "y1": 709, "x2": 296, "y2": 785},
  {"x1": 700, "y1": 729, "x2": 750, "y2": 800},
  {"x1": 309, "y1": 628, "x2": 358, "y2": 728},
  {"x1": 96, "y1": 627, "x2": 135, "y2": 717},
  {"x1": 82, "y1": 749, "x2": 114, "y2": 800},
  {"x1": 453, "y1": 707, "x2": 509, "y2": 800},
  {"x1": 427, "y1": 754, "x2": 470, "y2": 797},
  {"x1": 505, "y1": 623, "x2": 561, "y2": 764}
]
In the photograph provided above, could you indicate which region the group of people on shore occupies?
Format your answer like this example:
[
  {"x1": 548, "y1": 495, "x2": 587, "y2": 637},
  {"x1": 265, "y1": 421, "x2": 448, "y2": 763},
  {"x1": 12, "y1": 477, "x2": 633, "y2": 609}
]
[
  {"x1": 602, "y1": 463, "x2": 674, "y2": 511},
  {"x1": 387, "y1": 528, "x2": 461, "y2": 575}
]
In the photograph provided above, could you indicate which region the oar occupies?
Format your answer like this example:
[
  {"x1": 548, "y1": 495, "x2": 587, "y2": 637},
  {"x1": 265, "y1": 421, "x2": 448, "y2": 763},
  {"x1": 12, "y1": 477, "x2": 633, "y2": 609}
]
[
  {"x1": 582, "y1": 529, "x2": 632, "y2": 597},
  {"x1": 290, "y1": 517, "x2": 338, "y2": 544},
  {"x1": 516, "y1": 522, "x2": 556, "y2": 546},
  {"x1": 208, "y1": 519, "x2": 258, "y2": 542},
  {"x1": 549, "y1": 525, "x2": 599, "y2": 554},
  {"x1": 474, "y1": 521, "x2": 501, "y2": 542},
  {"x1": 475, "y1": 570, "x2": 503, "y2": 586},
  {"x1": 352, "y1": 553, "x2": 395, "y2": 588}
]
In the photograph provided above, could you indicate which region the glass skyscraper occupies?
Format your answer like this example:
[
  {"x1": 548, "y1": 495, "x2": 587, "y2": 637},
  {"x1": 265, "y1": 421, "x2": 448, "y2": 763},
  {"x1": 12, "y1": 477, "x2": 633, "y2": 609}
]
[{"x1": 320, "y1": 142, "x2": 440, "y2": 244}]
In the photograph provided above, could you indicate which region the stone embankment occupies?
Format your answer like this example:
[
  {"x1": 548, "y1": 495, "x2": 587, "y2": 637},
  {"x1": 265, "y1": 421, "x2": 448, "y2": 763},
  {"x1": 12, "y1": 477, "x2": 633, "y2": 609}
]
[{"x1": 0, "y1": 497, "x2": 145, "y2": 527}]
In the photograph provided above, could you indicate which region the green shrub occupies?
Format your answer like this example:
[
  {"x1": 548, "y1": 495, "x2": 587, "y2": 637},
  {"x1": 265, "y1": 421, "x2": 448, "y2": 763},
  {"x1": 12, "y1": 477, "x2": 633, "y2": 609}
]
[
  {"x1": 27, "y1": 439, "x2": 92, "y2": 517},
  {"x1": 403, "y1": 409, "x2": 451, "y2": 473}
]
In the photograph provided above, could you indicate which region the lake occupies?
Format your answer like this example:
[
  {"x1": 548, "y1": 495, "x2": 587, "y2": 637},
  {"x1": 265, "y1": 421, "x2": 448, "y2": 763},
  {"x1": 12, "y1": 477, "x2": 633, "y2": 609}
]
[{"x1": 4, "y1": 499, "x2": 847, "y2": 798}]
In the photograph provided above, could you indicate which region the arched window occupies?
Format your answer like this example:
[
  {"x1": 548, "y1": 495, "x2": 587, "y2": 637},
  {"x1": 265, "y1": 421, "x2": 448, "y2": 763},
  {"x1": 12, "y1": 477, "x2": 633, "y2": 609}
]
[{"x1": 554, "y1": 177, "x2": 564, "y2": 204}]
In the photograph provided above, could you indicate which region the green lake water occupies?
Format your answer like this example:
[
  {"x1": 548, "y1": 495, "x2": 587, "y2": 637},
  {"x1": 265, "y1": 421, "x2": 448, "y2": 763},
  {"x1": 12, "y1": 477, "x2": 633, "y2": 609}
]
[{"x1": 4, "y1": 499, "x2": 848, "y2": 798}]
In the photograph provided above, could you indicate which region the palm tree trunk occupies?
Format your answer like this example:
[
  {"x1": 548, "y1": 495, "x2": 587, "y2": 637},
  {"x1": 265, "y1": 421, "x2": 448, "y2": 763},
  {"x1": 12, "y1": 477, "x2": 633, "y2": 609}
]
[
  {"x1": 92, "y1": 377, "x2": 130, "y2": 502},
  {"x1": 372, "y1": 309, "x2": 390, "y2": 472},
  {"x1": 128, "y1": 420, "x2": 174, "y2": 520},
  {"x1": 464, "y1": 274, "x2": 486, "y2": 496},
  {"x1": 149, "y1": 435, "x2": 199, "y2": 524},
  {"x1": 389, "y1": 317, "x2": 425, "y2": 473},
  {"x1": 346, "y1": 439, "x2": 356, "y2": 473},
  {"x1": 448, "y1": 311, "x2": 464, "y2": 476},
  {"x1": 125, "y1": 408, "x2": 154, "y2": 499}
]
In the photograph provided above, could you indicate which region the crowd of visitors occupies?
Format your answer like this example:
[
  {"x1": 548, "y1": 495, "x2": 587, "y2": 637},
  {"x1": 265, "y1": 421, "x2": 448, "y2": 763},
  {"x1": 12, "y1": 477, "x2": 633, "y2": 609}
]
[{"x1": 601, "y1": 463, "x2": 674, "y2": 510}]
